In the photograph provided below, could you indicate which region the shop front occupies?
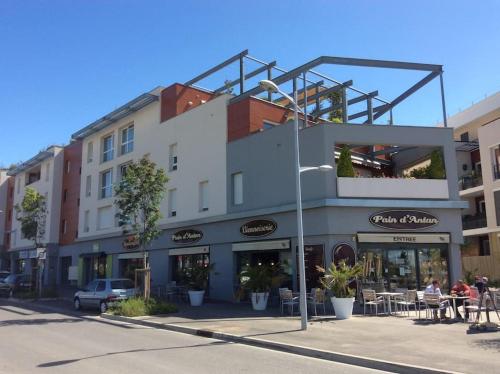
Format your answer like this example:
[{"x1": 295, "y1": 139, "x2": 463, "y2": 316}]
[
  {"x1": 80, "y1": 252, "x2": 109, "y2": 286},
  {"x1": 118, "y1": 252, "x2": 146, "y2": 280},
  {"x1": 169, "y1": 246, "x2": 210, "y2": 283},
  {"x1": 357, "y1": 233, "x2": 450, "y2": 292}
]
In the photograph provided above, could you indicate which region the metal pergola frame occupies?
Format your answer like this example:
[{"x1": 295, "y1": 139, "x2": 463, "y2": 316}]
[{"x1": 184, "y1": 50, "x2": 448, "y2": 127}]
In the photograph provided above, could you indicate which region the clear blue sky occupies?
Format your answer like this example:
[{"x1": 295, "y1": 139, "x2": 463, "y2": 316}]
[{"x1": 1, "y1": 0, "x2": 499, "y2": 166}]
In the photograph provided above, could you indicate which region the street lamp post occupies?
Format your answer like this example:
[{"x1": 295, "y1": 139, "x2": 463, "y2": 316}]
[{"x1": 259, "y1": 80, "x2": 333, "y2": 330}]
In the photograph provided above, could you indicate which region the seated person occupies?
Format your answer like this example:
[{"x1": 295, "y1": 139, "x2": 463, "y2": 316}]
[
  {"x1": 450, "y1": 279, "x2": 470, "y2": 319},
  {"x1": 425, "y1": 280, "x2": 449, "y2": 319}
]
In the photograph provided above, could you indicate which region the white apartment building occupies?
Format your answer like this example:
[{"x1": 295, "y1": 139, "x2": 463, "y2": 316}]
[
  {"x1": 452, "y1": 92, "x2": 500, "y2": 280},
  {"x1": 7, "y1": 146, "x2": 64, "y2": 281}
]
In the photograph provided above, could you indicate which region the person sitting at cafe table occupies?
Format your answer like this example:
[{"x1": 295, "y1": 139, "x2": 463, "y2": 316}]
[
  {"x1": 425, "y1": 280, "x2": 450, "y2": 319},
  {"x1": 450, "y1": 279, "x2": 470, "y2": 320}
]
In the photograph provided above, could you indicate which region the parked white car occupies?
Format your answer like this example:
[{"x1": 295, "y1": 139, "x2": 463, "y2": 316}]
[{"x1": 74, "y1": 278, "x2": 137, "y2": 313}]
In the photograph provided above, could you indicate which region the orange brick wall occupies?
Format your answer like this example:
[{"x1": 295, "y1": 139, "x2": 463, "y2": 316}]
[
  {"x1": 160, "y1": 83, "x2": 214, "y2": 123},
  {"x1": 59, "y1": 140, "x2": 82, "y2": 245}
]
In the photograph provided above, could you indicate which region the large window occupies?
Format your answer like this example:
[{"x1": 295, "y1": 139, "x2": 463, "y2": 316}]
[
  {"x1": 120, "y1": 125, "x2": 134, "y2": 155},
  {"x1": 493, "y1": 145, "x2": 500, "y2": 180},
  {"x1": 83, "y1": 210, "x2": 90, "y2": 232},
  {"x1": 232, "y1": 172, "x2": 243, "y2": 205},
  {"x1": 100, "y1": 169, "x2": 113, "y2": 199},
  {"x1": 85, "y1": 175, "x2": 92, "y2": 197},
  {"x1": 168, "y1": 188, "x2": 177, "y2": 217},
  {"x1": 97, "y1": 206, "x2": 113, "y2": 230},
  {"x1": 102, "y1": 134, "x2": 114, "y2": 162},
  {"x1": 87, "y1": 141, "x2": 94, "y2": 163},
  {"x1": 199, "y1": 181, "x2": 209, "y2": 212}
]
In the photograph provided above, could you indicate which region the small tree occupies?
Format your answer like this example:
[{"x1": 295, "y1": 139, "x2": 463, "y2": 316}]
[
  {"x1": 337, "y1": 146, "x2": 355, "y2": 177},
  {"x1": 115, "y1": 156, "x2": 168, "y2": 299},
  {"x1": 428, "y1": 150, "x2": 446, "y2": 179},
  {"x1": 15, "y1": 187, "x2": 47, "y2": 297},
  {"x1": 327, "y1": 91, "x2": 343, "y2": 123}
]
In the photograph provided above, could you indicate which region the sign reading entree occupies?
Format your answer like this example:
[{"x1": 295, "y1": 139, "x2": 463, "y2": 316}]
[{"x1": 369, "y1": 210, "x2": 439, "y2": 230}]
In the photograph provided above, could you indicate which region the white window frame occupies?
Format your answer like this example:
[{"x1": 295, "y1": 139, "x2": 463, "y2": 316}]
[
  {"x1": 85, "y1": 175, "x2": 92, "y2": 197},
  {"x1": 83, "y1": 210, "x2": 90, "y2": 233},
  {"x1": 100, "y1": 169, "x2": 113, "y2": 199},
  {"x1": 169, "y1": 143, "x2": 178, "y2": 171},
  {"x1": 102, "y1": 134, "x2": 114, "y2": 163},
  {"x1": 120, "y1": 124, "x2": 134, "y2": 156},
  {"x1": 168, "y1": 188, "x2": 177, "y2": 217},
  {"x1": 87, "y1": 141, "x2": 94, "y2": 163},
  {"x1": 199, "y1": 181, "x2": 209, "y2": 212},
  {"x1": 119, "y1": 161, "x2": 132, "y2": 181},
  {"x1": 232, "y1": 172, "x2": 243, "y2": 205}
]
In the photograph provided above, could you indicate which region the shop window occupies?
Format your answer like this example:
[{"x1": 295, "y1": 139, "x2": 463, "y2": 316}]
[
  {"x1": 232, "y1": 172, "x2": 243, "y2": 205},
  {"x1": 199, "y1": 181, "x2": 209, "y2": 212},
  {"x1": 120, "y1": 124, "x2": 134, "y2": 155},
  {"x1": 119, "y1": 258, "x2": 144, "y2": 281},
  {"x1": 172, "y1": 254, "x2": 210, "y2": 283}
]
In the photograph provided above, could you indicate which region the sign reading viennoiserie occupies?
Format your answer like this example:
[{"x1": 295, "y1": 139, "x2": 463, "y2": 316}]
[
  {"x1": 240, "y1": 219, "x2": 277, "y2": 237},
  {"x1": 172, "y1": 229, "x2": 203, "y2": 244},
  {"x1": 369, "y1": 210, "x2": 439, "y2": 230}
]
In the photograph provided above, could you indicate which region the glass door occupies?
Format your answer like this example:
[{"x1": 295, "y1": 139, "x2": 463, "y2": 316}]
[
  {"x1": 386, "y1": 249, "x2": 417, "y2": 290},
  {"x1": 418, "y1": 247, "x2": 449, "y2": 292}
]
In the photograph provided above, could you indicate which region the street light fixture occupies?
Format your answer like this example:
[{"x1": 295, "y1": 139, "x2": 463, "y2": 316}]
[{"x1": 260, "y1": 79, "x2": 333, "y2": 330}]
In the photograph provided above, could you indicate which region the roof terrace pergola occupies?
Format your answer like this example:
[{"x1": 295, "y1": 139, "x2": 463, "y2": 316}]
[{"x1": 184, "y1": 49, "x2": 448, "y2": 128}]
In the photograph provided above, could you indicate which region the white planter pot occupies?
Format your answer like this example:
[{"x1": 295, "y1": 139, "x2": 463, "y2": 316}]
[
  {"x1": 251, "y1": 292, "x2": 269, "y2": 311},
  {"x1": 331, "y1": 297, "x2": 355, "y2": 319},
  {"x1": 188, "y1": 290, "x2": 205, "y2": 306}
]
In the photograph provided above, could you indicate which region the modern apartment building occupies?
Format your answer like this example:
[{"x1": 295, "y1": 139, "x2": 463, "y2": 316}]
[
  {"x1": 452, "y1": 92, "x2": 500, "y2": 280},
  {"x1": 0, "y1": 169, "x2": 12, "y2": 270},
  {"x1": 0, "y1": 51, "x2": 466, "y2": 299}
]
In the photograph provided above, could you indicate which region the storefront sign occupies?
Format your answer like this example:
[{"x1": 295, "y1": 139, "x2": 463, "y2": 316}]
[
  {"x1": 240, "y1": 219, "x2": 277, "y2": 237},
  {"x1": 369, "y1": 210, "x2": 439, "y2": 230},
  {"x1": 122, "y1": 235, "x2": 140, "y2": 250},
  {"x1": 172, "y1": 229, "x2": 203, "y2": 244},
  {"x1": 357, "y1": 233, "x2": 450, "y2": 244}
]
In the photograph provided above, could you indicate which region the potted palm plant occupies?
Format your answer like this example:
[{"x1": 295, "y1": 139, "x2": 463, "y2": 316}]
[
  {"x1": 181, "y1": 262, "x2": 216, "y2": 306},
  {"x1": 317, "y1": 260, "x2": 363, "y2": 319},
  {"x1": 240, "y1": 264, "x2": 284, "y2": 310}
]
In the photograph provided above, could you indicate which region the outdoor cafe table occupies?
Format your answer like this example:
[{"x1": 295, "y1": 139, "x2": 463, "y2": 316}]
[
  {"x1": 376, "y1": 292, "x2": 403, "y2": 315},
  {"x1": 442, "y1": 295, "x2": 469, "y2": 321}
]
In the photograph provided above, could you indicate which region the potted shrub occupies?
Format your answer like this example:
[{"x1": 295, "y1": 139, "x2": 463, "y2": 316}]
[
  {"x1": 240, "y1": 264, "x2": 284, "y2": 310},
  {"x1": 317, "y1": 260, "x2": 362, "y2": 319},
  {"x1": 181, "y1": 262, "x2": 215, "y2": 307}
]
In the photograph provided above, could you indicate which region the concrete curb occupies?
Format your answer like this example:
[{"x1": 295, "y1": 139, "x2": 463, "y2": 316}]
[{"x1": 101, "y1": 313, "x2": 461, "y2": 374}]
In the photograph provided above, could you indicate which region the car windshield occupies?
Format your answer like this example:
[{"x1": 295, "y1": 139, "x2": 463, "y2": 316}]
[{"x1": 111, "y1": 280, "x2": 134, "y2": 290}]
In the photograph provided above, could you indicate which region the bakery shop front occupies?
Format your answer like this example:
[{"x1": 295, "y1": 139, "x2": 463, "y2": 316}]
[{"x1": 357, "y1": 210, "x2": 451, "y2": 292}]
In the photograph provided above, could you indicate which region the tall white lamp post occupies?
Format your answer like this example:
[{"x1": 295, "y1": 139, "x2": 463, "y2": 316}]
[{"x1": 259, "y1": 79, "x2": 333, "y2": 330}]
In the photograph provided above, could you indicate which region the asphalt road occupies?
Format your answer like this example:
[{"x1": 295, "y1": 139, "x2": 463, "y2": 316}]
[{"x1": 0, "y1": 300, "x2": 390, "y2": 374}]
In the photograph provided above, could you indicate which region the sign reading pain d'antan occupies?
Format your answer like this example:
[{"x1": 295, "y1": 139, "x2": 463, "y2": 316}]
[
  {"x1": 369, "y1": 210, "x2": 439, "y2": 230},
  {"x1": 240, "y1": 219, "x2": 277, "y2": 237},
  {"x1": 172, "y1": 229, "x2": 203, "y2": 244}
]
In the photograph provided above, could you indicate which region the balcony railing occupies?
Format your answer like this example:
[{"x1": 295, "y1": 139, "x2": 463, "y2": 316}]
[
  {"x1": 458, "y1": 175, "x2": 483, "y2": 190},
  {"x1": 462, "y1": 214, "x2": 487, "y2": 230}
]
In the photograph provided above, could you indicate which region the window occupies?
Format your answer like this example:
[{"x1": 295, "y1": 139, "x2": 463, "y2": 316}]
[
  {"x1": 168, "y1": 189, "x2": 177, "y2": 217},
  {"x1": 97, "y1": 206, "x2": 113, "y2": 230},
  {"x1": 100, "y1": 170, "x2": 113, "y2": 199},
  {"x1": 169, "y1": 143, "x2": 178, "y2": 171},
  {"x1": 65, "y1": 160, "x2": 71, "y2": 174},
  {"x1": 83, "y1": 210, "x2": 90, "y2": 232},
  {"x1": 495, "y1": 190, "x2": 500, "y2": 226},
  {"x1": 85, "y1": 175, "x2": 92, "y2": 197},
  {"x1": 96, "y1": 281, "x2": 106, "y2": 292},
  {"x1": 199, "y1": 181, "x2": 209, "y2": 212},
  {"x1": 16, "y1": 178, "x2": 20, "y2": 194},
  {"x1": 493, "y1": 145, "x2": 500, "y2": 180},
  {"x1": 63, "y1": 189, "x2": 68, "y2": 203},
  {"x1": 120, "y1": 125, "x2": 134, "y2": 155},
  {"x1": 119, "y1": 162, "x2": 131, "y2": 181},
  {"x1": 45, "y1": 163, "x2": 50, "y2": 181},
  {"x1": 61, "y1": 219, "x2": 67, "y2": 235},
  {"x1": 232, "y1": 172, "x2": 243, "y2": 205},
  {"x1": 87, "y1": 141, "x2": 94, "y2": 163},
  {"x1": 460, "y1": 132, "x2": 469, "y2": 142},
  {"x1": 102, "y1": 134, "x2": 114, "y2": 162},
  {"x1": 479, "y1": 236, "x2": 491, "y2": 256}
]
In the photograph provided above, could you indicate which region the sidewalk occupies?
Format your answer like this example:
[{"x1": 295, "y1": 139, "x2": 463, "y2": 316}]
[{"x1": 102, "y1": 302, "x2": 500, "y2": 374}]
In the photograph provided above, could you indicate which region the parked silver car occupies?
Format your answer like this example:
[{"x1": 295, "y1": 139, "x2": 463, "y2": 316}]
[{"x1": 74, "y1": 278, "x2": 137, "y2": 313}]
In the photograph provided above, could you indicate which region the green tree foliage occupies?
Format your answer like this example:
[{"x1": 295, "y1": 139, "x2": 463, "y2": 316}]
[
  {"x1": 14, "y1": 187, "x2": 47, "y2": 247},
  {"x1": 337, "y1": 146, "x2": 355, "y2": 177},
  {"x1": 328, "y1": 90, "x2": 343, "y2": 122},
  {"x1": 428, "y1": 150, "x2": 446, "y2": 179},
  {"x1": 115, "y1": 156, "x2": 168, "y2": 257},
  {"x1": 317, "y1": 260, "x2": 363, "y2": 298}
]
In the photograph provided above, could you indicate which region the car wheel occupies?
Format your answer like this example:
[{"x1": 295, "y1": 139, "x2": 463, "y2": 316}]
[
  {"x1": 74, "y1": 297, "x2": 81, "y2": 310},
  {"x1": 99, "y1": 301, "x2": 107, "y2": 314}
]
